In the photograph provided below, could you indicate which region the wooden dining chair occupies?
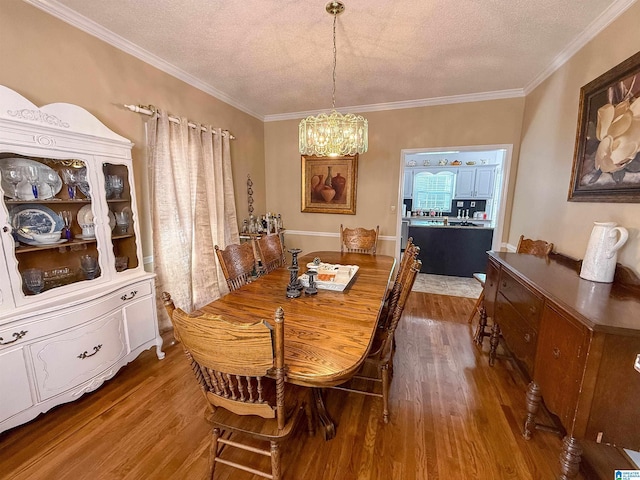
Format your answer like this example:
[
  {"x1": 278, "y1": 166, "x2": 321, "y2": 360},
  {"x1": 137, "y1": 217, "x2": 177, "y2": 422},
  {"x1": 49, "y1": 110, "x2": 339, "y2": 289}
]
[
  {"x1": 161, "y1": 292, "x2": 313, "y2": 480},
  {"x1": 340, "y1": 224, "x2": 379, "y2": 255},
  {"x1": 256, "y1": 233, "x2": 286, "y2": 274},
  {"x1": 472, "y1": 235, "x2": 553, "y2": 347},
  {"x1": 215, "y1": 242, "x2": 258, "y2": 291},
  {"x1": 516, "y1": 235, "x2": 554, "y2": 256},
  {"x1": 333, "y1": 259, "x2": 421, "y2": 423},
  {"x1": 378, "y1": 238, "x2": 420, "y2": 330}
]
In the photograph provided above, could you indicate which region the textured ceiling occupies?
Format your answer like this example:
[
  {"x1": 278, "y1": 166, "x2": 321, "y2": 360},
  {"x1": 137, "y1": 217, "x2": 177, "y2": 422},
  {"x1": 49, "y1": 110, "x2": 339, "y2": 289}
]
[{"x1": 28, "y1": 0, "x2": 636, "y2": 119}]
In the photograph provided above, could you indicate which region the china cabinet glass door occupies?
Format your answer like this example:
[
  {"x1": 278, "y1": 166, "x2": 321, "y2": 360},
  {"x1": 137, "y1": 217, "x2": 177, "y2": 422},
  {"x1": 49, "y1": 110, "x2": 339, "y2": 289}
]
[
  {"x1": 1, "y1": 154, "x2": 102, "y2": 296},
  {"x1": 103, "y1": 162, "x2": 138, "y2": 273}
]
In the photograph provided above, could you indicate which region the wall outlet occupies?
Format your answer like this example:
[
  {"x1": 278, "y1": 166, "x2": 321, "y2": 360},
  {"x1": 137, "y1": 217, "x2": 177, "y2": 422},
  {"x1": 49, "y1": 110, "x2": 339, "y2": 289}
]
[
  {"x1": 470, "y1": 201, "x2": 476, "y2": 207},
  {"x1": 456, "y1": 201, "x2": 464, "y2": 207}
]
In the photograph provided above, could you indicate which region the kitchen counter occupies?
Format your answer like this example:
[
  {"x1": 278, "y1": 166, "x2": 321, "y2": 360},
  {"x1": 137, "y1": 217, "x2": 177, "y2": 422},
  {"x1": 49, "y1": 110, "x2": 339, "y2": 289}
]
[
  {"x1": 404, "y1": 217, "x2": 492, "y2": 228},
  {"x1": 408, "y1": 224, "x2": 493, "y2": 277}
]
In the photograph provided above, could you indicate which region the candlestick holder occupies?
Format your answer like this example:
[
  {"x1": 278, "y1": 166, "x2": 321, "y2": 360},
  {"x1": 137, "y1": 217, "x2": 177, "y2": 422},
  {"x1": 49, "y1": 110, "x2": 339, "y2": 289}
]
[
  {"x1": 286, "y1": 265, "x2": 301, "y2": 298},
  {"x1": 288, "y1": 248, "x2": 302, "y2": 267},
  {"x1": 305, "y1": 269, "x2": 318, "y2": 295},
  {"x1": 288, "y1": 248, "x2": 303, "y2": 290}
]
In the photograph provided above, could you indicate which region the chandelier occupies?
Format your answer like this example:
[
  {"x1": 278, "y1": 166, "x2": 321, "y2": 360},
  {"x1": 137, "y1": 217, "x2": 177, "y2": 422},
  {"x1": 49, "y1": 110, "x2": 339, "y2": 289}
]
[{"x1": 299, "y1": 1, "x2": 368, "y2": 157}]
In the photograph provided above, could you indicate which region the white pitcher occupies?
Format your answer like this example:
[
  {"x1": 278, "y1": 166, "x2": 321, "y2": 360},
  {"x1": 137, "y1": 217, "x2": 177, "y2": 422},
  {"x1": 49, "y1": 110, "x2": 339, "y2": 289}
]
[{"x1": 580, "y1": 222, "x2": 628, "y2": 283}]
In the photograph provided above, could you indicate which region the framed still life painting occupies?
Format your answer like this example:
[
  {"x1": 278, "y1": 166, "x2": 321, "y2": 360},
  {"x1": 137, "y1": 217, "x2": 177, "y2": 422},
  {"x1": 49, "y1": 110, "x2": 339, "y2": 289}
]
[
  {"x1": 301, "y1": 155, "x2": 358, "y2": 214},
  {"x1": 568, "y1": 51, "x2": 640, "y2": 202}
]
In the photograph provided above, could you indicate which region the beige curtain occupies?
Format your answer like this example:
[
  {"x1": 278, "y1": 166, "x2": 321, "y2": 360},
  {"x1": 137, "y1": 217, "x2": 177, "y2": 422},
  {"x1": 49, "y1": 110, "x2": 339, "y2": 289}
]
[{"x1": 148, "y1": 110, "x2": 239, "y2": 331}]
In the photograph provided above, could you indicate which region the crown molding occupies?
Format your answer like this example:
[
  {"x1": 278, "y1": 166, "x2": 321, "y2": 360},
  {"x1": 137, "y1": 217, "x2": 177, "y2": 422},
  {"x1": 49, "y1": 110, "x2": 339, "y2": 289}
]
[
  {"x1": 24, "y1": 0, "x2": 263, "y2": 120},
  {"x1": 264, "y1": 89, "x2": 525, "y2": 122},
  {"x1": 523, "y1": 0, "x2": 637, "y2": 95}
]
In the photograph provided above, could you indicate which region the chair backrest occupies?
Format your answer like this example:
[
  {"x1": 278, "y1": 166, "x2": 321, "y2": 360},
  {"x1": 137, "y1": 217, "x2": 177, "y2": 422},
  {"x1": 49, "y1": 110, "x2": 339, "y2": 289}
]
[
  {"x1": 340, "y1": 224, "x2": 379, "y2": 254},
  {"x1": 170, "y1": 300, "x2": 287, "y2": 430},
  {"x1": 516, "y1": 235, "x2": 553, "y2": 256},
  {"x1": 215, "y1": 242, "x2": 257, "y2": 291},
  {"x1": 380, "y1": 259, "x2": 421, "y2": 357},
  {"x1": 396, "y1": 239, "x2": 420, "y2": 290},
  {"x1": 383, "y1": 240, "x2": 420, "y2": 327},
  {"x1": 256, "y1": 234, "x2": 286, "y2": 274}
]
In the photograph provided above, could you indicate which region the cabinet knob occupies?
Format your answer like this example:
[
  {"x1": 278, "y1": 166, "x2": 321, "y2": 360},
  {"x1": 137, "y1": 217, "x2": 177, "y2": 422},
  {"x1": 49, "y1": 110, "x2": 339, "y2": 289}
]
[
  {"x1": 553, "y1": 347, "x2": 561, "y2": 359},
  {"x1": 524, "y1": 333, "x2": 531, "y2": 343},
  {"x1": 502, "y1": 281, "x2": 507, "y2": 288}
]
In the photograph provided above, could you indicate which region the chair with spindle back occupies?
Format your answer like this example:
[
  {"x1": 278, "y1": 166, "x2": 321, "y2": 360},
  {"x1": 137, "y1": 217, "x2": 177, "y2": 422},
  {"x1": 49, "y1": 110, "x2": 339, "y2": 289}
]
[
  {"x1": 215, "y1": 242, "x2": 258, "y2": 291},
  {"x1": 161, "y1": 292, "x2": 313, "y2": 480},
  {"x1": 340, "y1": 224, "x2": 379, "y2": 255},
  {"x1": 333, "y1": 259, "x2": 421, "y2": 423},
  {"x1": 378, "y1": 238, "x2": 420, "y2": 330},
  {"x1": 255, "y1": 233, "x2": 286, "y2": 274},
  {"x1": 471, "y1": 235, "x2": 554, "y2": 346}
]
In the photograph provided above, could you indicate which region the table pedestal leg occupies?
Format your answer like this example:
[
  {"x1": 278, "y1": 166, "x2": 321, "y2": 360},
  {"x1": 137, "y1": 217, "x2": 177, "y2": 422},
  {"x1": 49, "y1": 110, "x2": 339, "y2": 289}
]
[{"x1": 313, "y1": 388, "x2": 336, "y2": 440}]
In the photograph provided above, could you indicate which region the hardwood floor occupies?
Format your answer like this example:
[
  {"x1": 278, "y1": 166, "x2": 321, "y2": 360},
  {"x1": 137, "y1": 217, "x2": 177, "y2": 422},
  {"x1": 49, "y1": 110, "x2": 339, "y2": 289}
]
[{"x1": 0, "y1": 292, "x2": 582, "y2": 479}]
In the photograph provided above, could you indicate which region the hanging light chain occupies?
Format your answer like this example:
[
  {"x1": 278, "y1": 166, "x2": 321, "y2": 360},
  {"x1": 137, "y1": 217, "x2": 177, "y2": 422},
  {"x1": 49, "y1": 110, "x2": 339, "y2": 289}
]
[{"x1": 332, "y1": 12, "x2": 337, "y2": 110}]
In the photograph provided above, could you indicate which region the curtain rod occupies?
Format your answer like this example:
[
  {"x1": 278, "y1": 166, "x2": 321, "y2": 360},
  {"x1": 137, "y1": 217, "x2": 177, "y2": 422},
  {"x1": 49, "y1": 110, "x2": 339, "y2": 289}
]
[{"x1": 124, "y1": 104, "x2": 235, "y2": 139}]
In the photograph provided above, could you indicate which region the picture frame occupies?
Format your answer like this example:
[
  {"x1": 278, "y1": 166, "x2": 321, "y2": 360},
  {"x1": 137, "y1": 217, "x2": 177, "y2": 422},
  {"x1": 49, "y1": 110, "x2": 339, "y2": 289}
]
[
  {"x1": 568, "y1": 51, "x2": 640, "y2": 202},
  {"x1": 301, "y1": 154, "x2": 358, "y2": 214}
]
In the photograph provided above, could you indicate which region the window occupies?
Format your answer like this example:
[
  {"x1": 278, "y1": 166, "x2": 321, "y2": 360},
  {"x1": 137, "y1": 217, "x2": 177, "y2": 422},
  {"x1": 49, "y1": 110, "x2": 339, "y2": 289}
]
[{"x1": 412, "y1": 170, "x2": 455, "y2": 212}]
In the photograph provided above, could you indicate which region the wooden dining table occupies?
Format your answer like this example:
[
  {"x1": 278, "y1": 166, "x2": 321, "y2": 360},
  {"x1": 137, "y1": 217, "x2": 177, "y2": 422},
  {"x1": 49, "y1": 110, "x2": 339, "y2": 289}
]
[{"x1": 199, "y1": 251, "x2": 396, "y2": 439}]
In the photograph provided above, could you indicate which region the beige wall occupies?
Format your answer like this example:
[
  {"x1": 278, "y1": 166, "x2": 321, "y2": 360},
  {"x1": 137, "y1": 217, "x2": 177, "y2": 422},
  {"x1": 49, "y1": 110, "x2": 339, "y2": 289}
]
[
  {"x1": 511, "y1": 1, "x2": 640, "y2": 273},
  {"x1": 265, "y1": 98, "x2": 525, "y2": 256},
  {"x1": 4, "y1": 0, "x2": 640, "y2": 275},
  {"x1": 0, "y1": 0, "x2": 266, "y2": 263}
]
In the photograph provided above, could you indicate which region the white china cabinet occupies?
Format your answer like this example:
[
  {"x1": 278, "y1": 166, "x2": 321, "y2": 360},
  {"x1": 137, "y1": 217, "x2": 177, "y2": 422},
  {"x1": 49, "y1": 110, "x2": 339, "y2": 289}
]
[{"x1": 0, "y1": 85, "x2": 163, "y2": 434}]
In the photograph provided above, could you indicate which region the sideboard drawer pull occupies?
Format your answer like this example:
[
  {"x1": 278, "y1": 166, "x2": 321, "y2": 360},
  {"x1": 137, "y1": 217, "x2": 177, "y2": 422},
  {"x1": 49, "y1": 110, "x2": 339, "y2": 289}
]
[
  {"x1": 121, "y1": 290, "x2": 138, "y2": 301},
  {"x1": 0, "y1": 330, "x2": 28, "y2": 345},
  {"x1": 552, "y1": 347, "x2": 561, "y2": 359},
  {"x1": 77, "y1": 344, "x2": 103, "y2": 359}
]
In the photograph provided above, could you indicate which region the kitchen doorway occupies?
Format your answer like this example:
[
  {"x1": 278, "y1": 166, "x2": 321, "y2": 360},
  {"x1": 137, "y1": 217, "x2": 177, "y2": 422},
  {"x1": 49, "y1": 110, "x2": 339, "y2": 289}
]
[{"x1": 396, "y1": 145, "x2": 513, "y2": 267}]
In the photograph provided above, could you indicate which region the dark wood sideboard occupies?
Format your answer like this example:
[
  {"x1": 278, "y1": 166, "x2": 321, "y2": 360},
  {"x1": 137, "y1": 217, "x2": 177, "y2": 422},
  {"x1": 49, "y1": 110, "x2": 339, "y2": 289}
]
[{"x1": 484, "y1": 251, "x2": 640, "y2": 480}]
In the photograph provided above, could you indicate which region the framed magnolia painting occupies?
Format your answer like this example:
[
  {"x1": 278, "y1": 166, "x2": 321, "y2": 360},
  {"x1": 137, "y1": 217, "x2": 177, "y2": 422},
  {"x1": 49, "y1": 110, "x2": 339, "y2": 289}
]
[
  {"x1": 568, "y1": 51, "x2": 640, "y2": 202},
  {"x1": 301, "y1": 155, "x2": 358, "y2": 214}
]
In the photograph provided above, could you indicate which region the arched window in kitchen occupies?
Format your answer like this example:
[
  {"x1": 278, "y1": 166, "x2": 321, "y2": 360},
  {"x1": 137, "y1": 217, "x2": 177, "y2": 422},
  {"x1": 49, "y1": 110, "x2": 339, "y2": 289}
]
[{"x1": 412, "y1": 170, "x2": 455, "y2": 213}]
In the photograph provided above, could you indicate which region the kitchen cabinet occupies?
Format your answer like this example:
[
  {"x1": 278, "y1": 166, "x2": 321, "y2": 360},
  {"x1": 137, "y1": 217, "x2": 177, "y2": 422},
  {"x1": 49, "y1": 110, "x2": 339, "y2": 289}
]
[
  {"x1": 486, "y1": 251, "x2": 640, "y2": 479},
  {"x1": 408, "y1": 224, "x2": 493, "y2": 277},
  {"x1": 403, "y1": 170, "x2": 412, "y2": 198},
  {"x1": 0, "y1": 85, "x2": 164, "y2": 434},
  {"x1": 454, "y1": 166, "x2": 495, "y2": 199}
]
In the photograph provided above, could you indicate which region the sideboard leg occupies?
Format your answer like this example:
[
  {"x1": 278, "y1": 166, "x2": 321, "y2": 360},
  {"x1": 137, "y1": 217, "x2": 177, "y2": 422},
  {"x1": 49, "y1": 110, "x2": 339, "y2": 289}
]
[
  {"x1": 488, "y1": 322, "x2": 500, "y2": 366},
  {"x1": 473, "y1": 304, "x2": 488, "y2": 347},
  {"x1": 558, "y1": 435, "x2": 582, "y2": 480},
  {"x1": 523, "y1": 381, "x2": 541, "y2": 440}
]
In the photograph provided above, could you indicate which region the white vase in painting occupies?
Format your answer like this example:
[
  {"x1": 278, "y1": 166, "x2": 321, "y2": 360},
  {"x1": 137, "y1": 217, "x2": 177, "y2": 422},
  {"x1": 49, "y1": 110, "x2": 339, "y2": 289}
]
[{"x1": 579, "y1": 222, "x2": 628, "y2": 283}]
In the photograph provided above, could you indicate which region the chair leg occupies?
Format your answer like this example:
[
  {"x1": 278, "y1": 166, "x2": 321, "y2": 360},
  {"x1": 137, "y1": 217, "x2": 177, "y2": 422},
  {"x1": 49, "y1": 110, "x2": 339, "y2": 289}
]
[
  {"x1": 210, "y1": 427, "x2": 220, "y2": 480},
  {"x1": 270, "y1": 441, "x2": 281, "y2": 480},
  {"x1": 468, "y1": 289, "x2": 485, "y2": 324},
  {"x1": 381, "y1": 363, "x2": 390, "y2": 424}
]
